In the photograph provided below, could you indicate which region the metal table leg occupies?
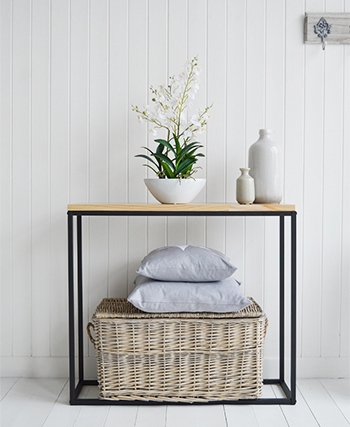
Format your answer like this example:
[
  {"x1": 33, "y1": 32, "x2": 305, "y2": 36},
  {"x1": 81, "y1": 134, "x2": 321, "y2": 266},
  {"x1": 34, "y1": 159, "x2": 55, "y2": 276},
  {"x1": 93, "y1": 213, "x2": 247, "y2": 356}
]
[
  {"x1": 68, "y1": 213, "x2": 75, "y2": 403},
  {"x1": 291, "y1": 212, "x2": 297, "y2": 404}
]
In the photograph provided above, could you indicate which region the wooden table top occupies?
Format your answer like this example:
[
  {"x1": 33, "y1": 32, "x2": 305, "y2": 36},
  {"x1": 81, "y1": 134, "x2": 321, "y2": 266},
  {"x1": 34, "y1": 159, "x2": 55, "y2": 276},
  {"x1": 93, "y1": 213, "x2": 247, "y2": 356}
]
[{"x1": 67, "y1": 203, "x2": 295, "y2": 212}]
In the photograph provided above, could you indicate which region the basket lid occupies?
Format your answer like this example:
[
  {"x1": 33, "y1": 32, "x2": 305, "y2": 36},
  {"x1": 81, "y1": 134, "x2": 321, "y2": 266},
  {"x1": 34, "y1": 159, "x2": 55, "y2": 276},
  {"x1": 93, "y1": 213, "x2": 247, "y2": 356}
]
[{"x1": 92, "y1": 298, "x2": 264, "y2": 320}]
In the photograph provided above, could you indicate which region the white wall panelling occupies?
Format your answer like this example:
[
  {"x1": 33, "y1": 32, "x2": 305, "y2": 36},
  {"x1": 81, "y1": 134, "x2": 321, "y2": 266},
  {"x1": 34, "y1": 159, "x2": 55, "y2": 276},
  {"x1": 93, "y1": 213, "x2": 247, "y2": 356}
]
[
  {"x1": 341, "y1": 22, "x2": 350, "y2": 359},
  {"x1": 146, "y1": 0, "x2": 167, "y2": 253},
  {"x1": 0, "y1": 0, "x2": 349, "y2": 378},
  {"x1": 31, "y1": 0, "x2": 50, "y2": 358},
  {"x1": 1, "y1": 0, "x2": 12, "y2": 359},
  {"x1": 11, "y1": 0, "x2": 32, "y2": 358},
  {"x1": 108, "y1": 0, "x2": 128, "y2": 301},
  {"x1": 284, "y1": 0, "x2": 305, "y2": 362}
]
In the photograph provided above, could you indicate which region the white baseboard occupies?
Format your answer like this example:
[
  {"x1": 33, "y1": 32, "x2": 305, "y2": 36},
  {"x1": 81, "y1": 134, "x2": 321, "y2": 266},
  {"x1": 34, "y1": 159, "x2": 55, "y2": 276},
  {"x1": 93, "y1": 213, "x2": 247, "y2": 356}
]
[{"x1": 1, "y1": 356, "x2": 349, "y2": 379}]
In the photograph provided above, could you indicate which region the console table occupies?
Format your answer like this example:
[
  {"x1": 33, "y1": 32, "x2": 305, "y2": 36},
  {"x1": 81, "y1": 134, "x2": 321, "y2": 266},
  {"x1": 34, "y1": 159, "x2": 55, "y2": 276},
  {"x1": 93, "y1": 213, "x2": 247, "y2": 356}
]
[{"x1": 67, "y1": 203, "x2": 296, "y2": 405}]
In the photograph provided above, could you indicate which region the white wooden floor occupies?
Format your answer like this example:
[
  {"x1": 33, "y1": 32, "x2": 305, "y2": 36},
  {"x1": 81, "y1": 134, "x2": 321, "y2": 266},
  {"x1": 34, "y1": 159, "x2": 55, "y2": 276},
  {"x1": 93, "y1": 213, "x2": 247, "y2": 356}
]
[{"x1": 0, "y1": 378, "x2": 349, "y2": 427}]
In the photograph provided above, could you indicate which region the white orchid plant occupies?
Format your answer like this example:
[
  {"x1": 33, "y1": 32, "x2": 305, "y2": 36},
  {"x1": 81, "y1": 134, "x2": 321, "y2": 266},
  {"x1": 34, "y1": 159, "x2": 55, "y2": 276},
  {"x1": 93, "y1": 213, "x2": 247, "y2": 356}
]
[{"x1": 132, "y1": 56, "x2": 212, "y2": 179}]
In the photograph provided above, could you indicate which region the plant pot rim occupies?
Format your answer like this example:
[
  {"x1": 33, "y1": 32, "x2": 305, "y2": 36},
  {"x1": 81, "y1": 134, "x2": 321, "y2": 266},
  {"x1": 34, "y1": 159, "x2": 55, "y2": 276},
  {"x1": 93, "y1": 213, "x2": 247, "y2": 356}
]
[{"x1": 144, "y1": 178, "x2": 206, "y2": 181}]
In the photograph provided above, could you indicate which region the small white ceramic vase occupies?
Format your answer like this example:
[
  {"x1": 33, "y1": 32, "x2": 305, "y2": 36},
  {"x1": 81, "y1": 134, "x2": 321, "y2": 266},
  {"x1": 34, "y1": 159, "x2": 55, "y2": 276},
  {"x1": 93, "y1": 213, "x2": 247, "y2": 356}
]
[
  {"x1": 236, "y1": 168, "x2": 255, "y2": 204},
  {"x1": 248, "y1": 129, "x2": 283, "y2": 204},
  {"x1": 144, "y1": 178, "x2": 206, "y2": 204}
]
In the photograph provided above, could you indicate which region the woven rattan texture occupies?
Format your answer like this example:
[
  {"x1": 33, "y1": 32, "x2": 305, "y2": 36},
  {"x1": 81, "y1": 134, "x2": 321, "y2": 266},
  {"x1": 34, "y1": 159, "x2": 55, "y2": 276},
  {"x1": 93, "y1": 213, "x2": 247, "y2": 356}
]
[
  {"x1": 93, "y1": 297, "x2": 263, "y2": 319},
  {"x1": 91, "y1": 298, "x2": 267, "y2": 402}
]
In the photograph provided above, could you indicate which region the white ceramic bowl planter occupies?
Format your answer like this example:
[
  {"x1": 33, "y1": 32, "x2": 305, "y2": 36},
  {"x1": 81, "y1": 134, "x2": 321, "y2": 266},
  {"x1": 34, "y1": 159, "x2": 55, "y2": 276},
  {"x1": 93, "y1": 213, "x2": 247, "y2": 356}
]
[{"x1": 145, "y1": 178, "x2": 206, "y2": 204}]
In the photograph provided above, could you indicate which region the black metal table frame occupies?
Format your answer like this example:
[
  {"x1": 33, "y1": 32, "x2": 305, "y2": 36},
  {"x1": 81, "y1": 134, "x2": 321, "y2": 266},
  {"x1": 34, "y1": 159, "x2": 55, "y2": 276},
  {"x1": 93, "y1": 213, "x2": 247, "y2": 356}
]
[{"x1": 68, "y1": 208, "x2": 297, "y2": 405}]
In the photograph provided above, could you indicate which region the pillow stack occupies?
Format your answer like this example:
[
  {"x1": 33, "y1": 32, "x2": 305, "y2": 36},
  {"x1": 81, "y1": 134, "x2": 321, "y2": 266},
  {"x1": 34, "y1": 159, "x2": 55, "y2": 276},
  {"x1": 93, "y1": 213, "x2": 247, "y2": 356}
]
[{"x1": 127, "y1": 245, "x2": 252, "y2": 313}]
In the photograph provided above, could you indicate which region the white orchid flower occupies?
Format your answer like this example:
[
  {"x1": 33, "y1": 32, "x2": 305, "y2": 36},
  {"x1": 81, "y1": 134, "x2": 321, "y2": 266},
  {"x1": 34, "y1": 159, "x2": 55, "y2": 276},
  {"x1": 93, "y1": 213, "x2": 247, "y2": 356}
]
[
  {"x1": 171, "y1": 82, "x2": 183, "y2": 95},
  {"x1": 193, "y1": 66, "x2": 200, "y2": 76},
  {"x1": 179, "y1": 70, "x2": 188, "y2": 81},
  {"x1": 156, "y1": 92, "x2": 166, "y2": 102},
  {"x1": 190, "y1": 114, "x2": 201, "y2": 127},
  {"x1": 188, "y1": 91, "x2": 196, "y2": 100},
  {"x1": 155, "y1": 105, "x2": 168, "y2": 120}
]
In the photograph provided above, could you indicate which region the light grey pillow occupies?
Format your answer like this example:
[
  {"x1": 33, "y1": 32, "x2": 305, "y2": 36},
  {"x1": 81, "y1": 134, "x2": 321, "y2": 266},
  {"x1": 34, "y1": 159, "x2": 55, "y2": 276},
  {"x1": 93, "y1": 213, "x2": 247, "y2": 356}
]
[
  {"x1": 127, "y1": 275, "x2": 252, "y2": 313},
  {"x1": 136, "y1": 245, "x2": 237, "y2": 282}
]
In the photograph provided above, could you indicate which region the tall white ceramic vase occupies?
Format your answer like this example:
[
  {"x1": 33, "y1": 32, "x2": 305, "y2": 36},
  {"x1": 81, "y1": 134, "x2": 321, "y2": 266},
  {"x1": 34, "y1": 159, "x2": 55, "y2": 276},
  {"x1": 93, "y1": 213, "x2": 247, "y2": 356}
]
[{"x1": 248, "y1": 129, "x2": 283, "y2": 204}]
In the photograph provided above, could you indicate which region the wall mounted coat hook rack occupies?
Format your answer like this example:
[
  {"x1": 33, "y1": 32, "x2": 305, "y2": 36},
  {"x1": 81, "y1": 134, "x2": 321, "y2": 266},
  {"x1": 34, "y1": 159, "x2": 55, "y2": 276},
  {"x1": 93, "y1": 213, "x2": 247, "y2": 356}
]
[{"x1": 304, "y1": 13, "x2": 350, "y2": 50}]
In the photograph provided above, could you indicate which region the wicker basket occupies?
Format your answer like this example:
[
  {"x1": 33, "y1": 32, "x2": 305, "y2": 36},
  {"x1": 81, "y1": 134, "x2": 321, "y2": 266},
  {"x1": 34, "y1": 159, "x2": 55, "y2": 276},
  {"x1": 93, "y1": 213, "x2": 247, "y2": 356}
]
[{"x1": 87, "y1": 298, "x2": 267, "y2": 403}]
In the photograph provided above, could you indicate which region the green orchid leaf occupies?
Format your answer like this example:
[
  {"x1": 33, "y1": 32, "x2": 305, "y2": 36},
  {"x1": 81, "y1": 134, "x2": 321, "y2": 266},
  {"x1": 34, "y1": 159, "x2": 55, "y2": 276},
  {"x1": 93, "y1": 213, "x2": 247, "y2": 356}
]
[
  {"x1": 155, "y1": 139, "x2": 176, "y2": 155},
  {"x1": 135, "y1": 154, "x2": 160, "y2": 170},
  {"x1": 173, "y1": 134, "x2": 181, "y2": 155},
  {"x1": 179, "y1": 141, "x2": 203, "y2": 157},
  {"x1": 152, "y1": 152, "x2": 175, "y2": 171},
  {"x1": 175, "y1": 158, "x2": 196, "y2": 176},
  {"x1": 161, "y1": 162, "x2": 175, "y2": 178},
  {"x1": 180, "y1": 164, "x2": 196, "y2": 176},
  {"x1": 143, "y1": 164, "x2": 160, "y2": 175},
  {"x1": 140, "y1": 146, "x2": 156, "y2": 155},
  {"x1": 176, "y1": 143, "x2": 203, "y2": 166},
  {"x1": 186, "y1": 149, "x2": 199, "y2": 159},
  {"x1": 156, "y1": 143, "x2": 165, "y2": 154},
  {"x1": 154, "y1": 144, "x2": 164, "y2": 168}
]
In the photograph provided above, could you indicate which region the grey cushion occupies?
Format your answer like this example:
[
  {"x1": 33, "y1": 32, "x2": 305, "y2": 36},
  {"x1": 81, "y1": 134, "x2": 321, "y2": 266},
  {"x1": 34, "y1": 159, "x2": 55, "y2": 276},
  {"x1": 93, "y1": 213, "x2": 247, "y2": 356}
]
[
  {"x1": 127, "y1": 275, "x2": 252, "y2": 313},
  {"x1": 136, "y1": 245, "x2": 237, "y2": 282}
]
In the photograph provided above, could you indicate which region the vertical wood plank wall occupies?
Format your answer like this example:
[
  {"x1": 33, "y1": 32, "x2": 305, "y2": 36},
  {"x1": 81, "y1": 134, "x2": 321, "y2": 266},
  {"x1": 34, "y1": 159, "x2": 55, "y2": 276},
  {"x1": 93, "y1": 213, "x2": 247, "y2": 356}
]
[{"x1": 1, "y1": 0, "x2": 349, "y2": 378}]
